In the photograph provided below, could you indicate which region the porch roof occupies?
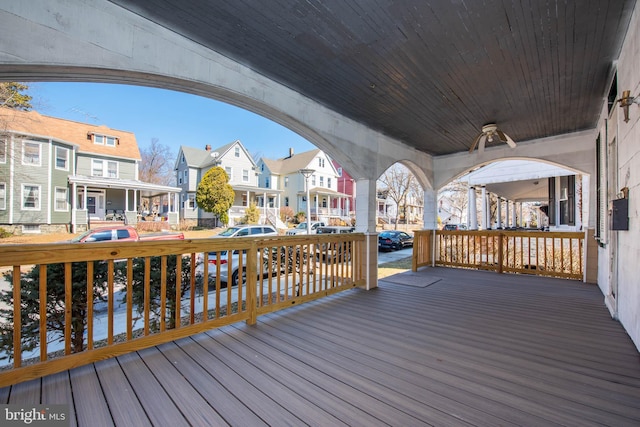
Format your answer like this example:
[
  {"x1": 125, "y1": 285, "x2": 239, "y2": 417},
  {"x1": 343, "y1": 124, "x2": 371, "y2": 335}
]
[
  {"x1": 3, "y1": 268, "x2": 638, "y2": 425},
  {"x1": 68, "y1": 175, "x2": 181, "y2": 198}
]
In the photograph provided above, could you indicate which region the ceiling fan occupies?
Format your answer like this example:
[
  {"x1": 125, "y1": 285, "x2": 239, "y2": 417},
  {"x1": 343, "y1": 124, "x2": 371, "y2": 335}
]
[{"x1": 469, "y1": 123, "x2": 516, "y2": 153}]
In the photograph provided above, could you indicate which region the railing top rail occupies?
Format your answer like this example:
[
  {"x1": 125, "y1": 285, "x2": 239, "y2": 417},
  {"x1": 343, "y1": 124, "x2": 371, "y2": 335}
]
[{"x1": 0, "y1": 234, "x2": 366, "y2": 267}]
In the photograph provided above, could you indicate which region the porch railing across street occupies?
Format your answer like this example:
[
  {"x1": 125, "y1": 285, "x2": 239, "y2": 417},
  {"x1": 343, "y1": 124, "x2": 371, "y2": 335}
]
[
  {"x1": 413, "y1": 230, "x2": 584, "y2": 280},
  {"x1": 0, "y1": 234, "x2": 365, "y2": 387}
]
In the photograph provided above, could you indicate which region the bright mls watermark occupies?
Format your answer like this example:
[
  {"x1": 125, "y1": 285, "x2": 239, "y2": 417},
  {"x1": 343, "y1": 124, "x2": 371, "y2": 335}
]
[{"x1": 1, "y1": 405, "x2": 69, "y2": 426}]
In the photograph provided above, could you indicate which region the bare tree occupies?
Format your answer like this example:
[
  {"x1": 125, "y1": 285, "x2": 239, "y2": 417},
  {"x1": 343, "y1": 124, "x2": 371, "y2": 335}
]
[
  {"x1": 438, "y1": 180, "x2": 468, "y2": 226},
  {"x1": 378, "y1": 164, "x2": 416, "y2": 230},
  {"x1": 139, "y1": 138, "x2": 175, "y2": 186}
]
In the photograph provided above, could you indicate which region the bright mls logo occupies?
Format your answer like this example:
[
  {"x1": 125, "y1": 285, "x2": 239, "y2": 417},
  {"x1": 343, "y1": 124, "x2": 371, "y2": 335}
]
[{"x1": 1, "y1": 405, "x2": 69, "y2": 426}]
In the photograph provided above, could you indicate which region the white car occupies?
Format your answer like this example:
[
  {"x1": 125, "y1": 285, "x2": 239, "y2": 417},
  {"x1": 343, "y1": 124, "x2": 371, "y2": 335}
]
[
  {"x1": 202, "y1": 224, "x2": 279, "y2": 286},
  {"x1": 285, "y1": 221, "x2": 326, "y2": 235}
]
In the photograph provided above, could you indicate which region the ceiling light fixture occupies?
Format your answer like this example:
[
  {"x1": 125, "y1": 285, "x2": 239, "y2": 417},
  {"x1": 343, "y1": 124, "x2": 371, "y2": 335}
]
[{"x1": 618, "y1": 90, "x2": 640, "y2": 123}]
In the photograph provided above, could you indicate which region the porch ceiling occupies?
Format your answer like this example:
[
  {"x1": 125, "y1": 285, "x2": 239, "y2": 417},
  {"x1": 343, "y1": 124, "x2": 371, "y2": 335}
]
[{"x1": 107, "y1": 0, "x2": 635, "y2": 156}]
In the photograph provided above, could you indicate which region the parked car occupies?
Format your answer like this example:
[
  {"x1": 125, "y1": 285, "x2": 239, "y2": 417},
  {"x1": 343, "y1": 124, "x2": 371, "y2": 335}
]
[
  {"x1": 443, "y1": 224, "x2": 467, "y2": 231},
  {"x1": 70, "y1": 225, "x2": 184, "y2": 242},
  {"x1": 285, "y1": 221, "x2": 326, "y2": 235},
  {"x1": 315, "y1": 226, "x2": 355, "y2": 262},
  {"x1": 378, "y1": 231, "x2": 414, "y2": 251},
  {"x1": 203, "y1": 224, "x2": 279, "y2": 286},
  {"x1": 214, "y1": 224, "x2": 278, "y2": 238}
]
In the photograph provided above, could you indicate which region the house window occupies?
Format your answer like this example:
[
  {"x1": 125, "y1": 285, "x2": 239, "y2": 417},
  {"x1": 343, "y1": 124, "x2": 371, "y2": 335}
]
[
  {"x1": 107, "y1": 161, "x2": 118, "y2": 178},
  {"x1": 0, "y1": 138, "x2": 6, "y2": 163},
  {"x1": 261, "y1": 164, "x2": 264, "y2": 172},
  {"x1": 178, "y1": 177, "x2": 182, "y2": 185},
  {"x1": 22, "y1": 141, "x2": 41, "y2": 166},
  {"x1": 183, "y1": 169, "x2": 188, "y2": 179},
  {"x1": 92, "y1": 159, "x2": 104, "y2": 177},
  {"x1": 187, "y1": 194, "x2": 195, "y2": 209},
  {"x1": 22, "y1": 184, "x2": 40, "y2": 210},
  {"x1": 235, "y1": 146, "x2": 240, "y2": 157},
  {"x1": 242, "y1": 169, "x2": 249, "y2": 182},
  {"x1": 55, "y1": 146, "x2": 69, "y2": 170},
  {"x1": 559, "y1": 175, "x2": 575, "y2": 225},
  {"x1": 318, "y1": 157, "x2": 324, "y2": 167},
  {"x1": 337, "y1": 167, "x2": 342, "y2": 177},
  {"x1": 93, "y1": 134, "x2": 118, "y2": 146},
  {"x1": 284, "y1": 176, "x2": 289, "y2": 187},
  {"x1": 327, "y1": 178, "x2": 332, "y2": 188},
  {"x1": 55, "y1": 187, "x2": 68, "y2": 211},
  {"x1": 0, "y1": 183, "x2": 5, "y2": 210},
  {"x1": 225, "y1": 166, "x2": 232, "y2": 178},
  {"x1": 311, "y1": 175, "x2": 316, "y2": 186},
  {"x1": 284, "y1": 197, "x2": 289, "y2": 207},
  {"x1": 181, "y1": 154, "x2": 185, "y2": 163},
  {"x1": 265, "y1": 178, "x2": 270, "y2": 188},
  {"x1": 319, "y1": 176, "x2": 324, "y2": 187}
]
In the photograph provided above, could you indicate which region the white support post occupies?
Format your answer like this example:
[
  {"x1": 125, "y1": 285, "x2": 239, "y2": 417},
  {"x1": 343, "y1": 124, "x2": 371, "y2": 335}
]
[
  {"x1": 469, "y1": 186, "x2": 478, "y2": 230},
  {"x1": 496, "y1": 197, "x2": 502, "y2": 229},
  {"x1": 355, "y1": 179, "x2": 378, "y2": 290}
]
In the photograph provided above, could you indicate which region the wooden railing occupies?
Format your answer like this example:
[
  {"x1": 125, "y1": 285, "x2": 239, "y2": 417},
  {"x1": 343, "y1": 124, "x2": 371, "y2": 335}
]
[
  {"x1": 413, "y1": 230, "x2": 584, "y2": 280},
  {"x1": 0, "y1": 234, "x2": 365, "y2": 387}
]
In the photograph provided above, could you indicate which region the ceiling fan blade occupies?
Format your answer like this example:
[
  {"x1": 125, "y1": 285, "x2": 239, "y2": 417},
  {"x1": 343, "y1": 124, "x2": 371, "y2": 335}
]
[
  {"x1": 469, "y1": 133, "x2": 483, "y2": 153},
  {"x1": 496, "y1": 129, "x2": 517, "y2": 148},
  {"x1": 478, "y1": 134, "x2": 487, "y2": 153}
]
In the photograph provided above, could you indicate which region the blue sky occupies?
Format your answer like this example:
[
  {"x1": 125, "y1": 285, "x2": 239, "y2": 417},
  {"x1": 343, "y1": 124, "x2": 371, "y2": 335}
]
[{"x1": 28, "y1": 82, "x2": 315, "y2": 160}]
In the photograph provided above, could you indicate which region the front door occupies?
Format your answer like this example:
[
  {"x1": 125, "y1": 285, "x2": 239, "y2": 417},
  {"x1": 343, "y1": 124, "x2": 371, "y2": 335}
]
[{"x1": 87, "y1": 191, "x2": 106, "y2": 219}]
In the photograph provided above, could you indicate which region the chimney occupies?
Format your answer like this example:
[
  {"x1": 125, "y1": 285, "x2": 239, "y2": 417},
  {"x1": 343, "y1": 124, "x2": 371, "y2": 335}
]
[
  {"x1": 289, "y1": 147, "x2": 294, "y2": 157},
  {"x1": 205, "y1": 144, "x2": 211, "y2": 151}
]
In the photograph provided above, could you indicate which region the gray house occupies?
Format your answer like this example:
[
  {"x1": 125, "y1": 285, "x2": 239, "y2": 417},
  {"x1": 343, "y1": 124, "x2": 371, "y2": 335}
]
[{"x1": 0, "y1": 109, "x2": 181, "y2": 233}]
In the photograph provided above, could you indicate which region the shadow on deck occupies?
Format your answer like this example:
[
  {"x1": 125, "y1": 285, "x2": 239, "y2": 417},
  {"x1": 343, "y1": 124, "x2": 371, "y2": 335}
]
[{"x1": 2, "y1": 267, "x2": 639, "y2": 426}]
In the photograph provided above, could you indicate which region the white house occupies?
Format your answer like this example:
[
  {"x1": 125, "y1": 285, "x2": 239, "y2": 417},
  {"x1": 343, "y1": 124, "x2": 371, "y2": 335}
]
[
  {"x1": 175, "y1": 141, "x2": 279, "y2": 227},
  {"x1": 256, "y1": 148, "x2": 349, "y2": 224}
]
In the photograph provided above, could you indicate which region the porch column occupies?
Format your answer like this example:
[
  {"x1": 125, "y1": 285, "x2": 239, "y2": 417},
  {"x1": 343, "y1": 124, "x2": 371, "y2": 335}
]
[
  {"x1": 133, "y1": 189, "x2": 138, "y2": 212},
  {"x1": 512, "y1": 201, "x2": 518, "y2": 227},
  {"x1": 314, "y1": 192, "x2": 319, "y2": 220},
  {"x1": 505, "y1": 200, "x2": 510, "y2": 228},
  {"x1": 71, "y1": 181, "x2": 77, "y2": 233},
  {"x1": 125, "y1": 189, "x2": 129, "y2": 211},
  {"x1": 480, "y1": 186, "x2": 487, "y2": 230},
  {"x1": 423, "y1": 188, "x2": 437, "y2": 230},
  {"x1": 468, "y1": 186, "x2": 477, "y2": 230},
  {"x1": 496, "y1": 197, "x2": 502, "y2": 228},
  {"x1": 355, "y1": 178, "x2": 378, "y2": 290},
  {"x1": 519, "y1": 202, "x2": 523, "y2": 228}
]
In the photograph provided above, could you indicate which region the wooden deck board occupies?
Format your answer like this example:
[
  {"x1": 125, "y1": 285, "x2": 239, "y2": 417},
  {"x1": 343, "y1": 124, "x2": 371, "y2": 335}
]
[
  {"x1": 172, "y1": 336, "x2": 306, "y2": 426},
  {"x1": 69, "y1": 364, "x2": 113, "y2": 426},
  {"x1": 94, "y1": 357, "x2": 151, "y2": 427},
  {"x1": 1, "y1": 267, "x2": 639, "y2": 426},
  {"x1": 151, "y1": 341, "x2": 262, "y2": 426},
  {"x1": 42, "y1": 371, "x2": 77, "y2": 427},
  {"x1": 116, "y1": 351, "x2": 189, "y2": 427}
]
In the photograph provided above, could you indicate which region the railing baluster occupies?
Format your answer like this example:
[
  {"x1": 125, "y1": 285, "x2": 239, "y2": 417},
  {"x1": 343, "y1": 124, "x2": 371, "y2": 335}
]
[
  {"x1": 64, "y1": 262, "x2": 72, "y2": 355},
  {"x1": 87, "y1": 261, "x2": 94, "y2": 350},
  {"x1": 39, "y1": 265, "x2": 47, "y2": 362},
  {"x1": 13, "y1": 266, "x2": 21, "y2": 368},
  {"x1": 144, "y1": 257, "x2": 150, "y2": 336},
  {"x1": 126, "y1": 259, "x2": 133, "y2": 341},
  {"x1": 108, "y1": 259, "x2": 114, "y2": 345}
]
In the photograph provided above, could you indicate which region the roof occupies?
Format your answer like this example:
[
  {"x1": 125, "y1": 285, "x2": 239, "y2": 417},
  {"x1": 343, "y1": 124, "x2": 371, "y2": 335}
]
[
  {"x1": 0, "y1": 108, "x2": 141, "y2": 160},
  {"x1": 262, "y1": 148, "x2": 322, "y2": 175},
  {"x1": 179, "y1": 140, "x2": 253, "y2": 169}
]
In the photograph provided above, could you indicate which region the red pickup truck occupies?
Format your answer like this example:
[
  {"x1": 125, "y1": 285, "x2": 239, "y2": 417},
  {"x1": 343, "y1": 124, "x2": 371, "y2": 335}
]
[{"x1": 71, "y1": 225, "x2": 184, "y2": 243}]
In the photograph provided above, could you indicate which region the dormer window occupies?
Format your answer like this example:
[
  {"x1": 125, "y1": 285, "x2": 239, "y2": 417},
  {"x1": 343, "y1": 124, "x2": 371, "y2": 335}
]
[
  {"x1": 235, "y1": 146, "x2": 240, "y2": 157},
  {"x1": 90, "y1": 133, "x2": 118, "y2": 147}
]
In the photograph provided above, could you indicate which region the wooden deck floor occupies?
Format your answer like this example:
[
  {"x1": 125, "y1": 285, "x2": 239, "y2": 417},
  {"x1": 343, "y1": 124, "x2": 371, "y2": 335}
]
[{"x1": 2, "y1": 267, "x2": 640, "y2": 426}]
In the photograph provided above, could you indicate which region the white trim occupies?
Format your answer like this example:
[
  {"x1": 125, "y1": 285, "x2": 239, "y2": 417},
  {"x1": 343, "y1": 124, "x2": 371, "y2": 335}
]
[
  {"x1": 21, "y1": 184, "x2": 41, "y2": 211},
  {"x1": 54, "y1": 186, "x2": 69, "y2": 212},
  {"x1": 0, "y1": 182, "x2": 6, "y2": 210},
  {"x1": 22, "y1": 140, "x2": 42, "y2": 166},
  {"x1": 55, "y1": 146, "x2": 70, "y2": 171}
]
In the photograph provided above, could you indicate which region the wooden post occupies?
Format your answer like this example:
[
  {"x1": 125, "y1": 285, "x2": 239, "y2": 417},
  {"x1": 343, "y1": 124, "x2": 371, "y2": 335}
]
[
  {"x1": 497, "y1": 233, "x2": 504, "y2": 274},
  {"x1": 246, "y1": 242, "x2": 258, "y2": 325}
]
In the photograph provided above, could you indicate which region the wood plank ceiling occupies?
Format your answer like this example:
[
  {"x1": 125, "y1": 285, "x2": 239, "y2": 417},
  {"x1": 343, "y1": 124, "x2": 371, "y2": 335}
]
[{"x1": 109, "y1": 0, "x2": 635, "y2": 156}]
